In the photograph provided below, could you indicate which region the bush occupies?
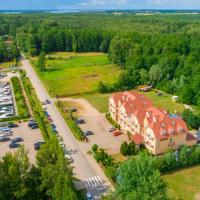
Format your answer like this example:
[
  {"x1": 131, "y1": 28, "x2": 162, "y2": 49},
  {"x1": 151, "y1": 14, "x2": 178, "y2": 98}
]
[
  {"x1": 156, "y1": 145, "x2": 200, "y2": 173},
  {"x1": 120, "y1": 141, "x2": 136, "y2": 156},
  {"x1": 92, "y1": 144, "x2": 98, "y2": 153},
  {"x1": 120, "y1": 141, "x2": 129, "y2": 156},
  {"x1": 182, "y1": 109, "x2": 200, "y2": 129}
]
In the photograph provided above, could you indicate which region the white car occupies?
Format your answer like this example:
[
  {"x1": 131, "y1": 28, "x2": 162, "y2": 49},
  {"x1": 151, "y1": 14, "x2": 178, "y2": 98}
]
[
  {"x1": 65, "y1": 155, "x2": 73, "y2": 163},
  {"x1": 108, "y1": 126, "x2": 116, "y2": 132}
]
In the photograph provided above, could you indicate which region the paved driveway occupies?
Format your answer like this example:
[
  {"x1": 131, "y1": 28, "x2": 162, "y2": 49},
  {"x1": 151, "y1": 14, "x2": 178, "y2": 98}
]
[{"x1": 59, "y1": 98, "x2": 128, "y2": 155}]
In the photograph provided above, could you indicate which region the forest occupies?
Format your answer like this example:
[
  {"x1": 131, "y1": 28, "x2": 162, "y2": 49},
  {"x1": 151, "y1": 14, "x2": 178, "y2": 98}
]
[{"x1": 0, "y1": 12, "x2": 200, "y2": 114}]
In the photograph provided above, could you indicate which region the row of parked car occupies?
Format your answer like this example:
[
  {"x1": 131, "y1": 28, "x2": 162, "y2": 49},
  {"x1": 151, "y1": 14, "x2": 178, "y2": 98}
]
[
  {"x1": 0, "y1": 82, "x2": 15, "y2": 119},
  {"x1": 42, "y1": 105, "x2": 73, "y2": 163},
  {"x1": 0, "y1": 122, "x2": 23, "y2": 148},
  {"x1": 27, "y1": 119, "x2": 46, "y2": 151}
]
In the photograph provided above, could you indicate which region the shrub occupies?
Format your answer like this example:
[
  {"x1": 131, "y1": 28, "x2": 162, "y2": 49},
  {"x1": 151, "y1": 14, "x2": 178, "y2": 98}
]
[
  {"x1": 92, "y1": 144, "x2": 98, "y2": 153},
  {"x1": 120, "y1": 141, "x2": 129, "y2": 156}
]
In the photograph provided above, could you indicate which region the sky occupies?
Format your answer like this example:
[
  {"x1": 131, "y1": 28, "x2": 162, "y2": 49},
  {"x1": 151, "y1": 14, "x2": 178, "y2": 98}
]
[{"x1": 0, "y1": 0, "x2": 200, "y2": 10}]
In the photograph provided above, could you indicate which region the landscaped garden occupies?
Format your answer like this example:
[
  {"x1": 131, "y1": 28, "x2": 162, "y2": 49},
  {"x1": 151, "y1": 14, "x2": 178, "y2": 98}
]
[{"x1": 31, "y1": 52, "x2": 121, "y2": 97}]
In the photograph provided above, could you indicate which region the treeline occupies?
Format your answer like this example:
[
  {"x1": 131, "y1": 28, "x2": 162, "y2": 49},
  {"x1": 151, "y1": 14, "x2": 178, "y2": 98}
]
[
  {"x1": 17, "y1": 28, "x2": 113, "y2": 56},
  {"x1": 0, "y1": 137, "x2": 80, "y2": 200}
]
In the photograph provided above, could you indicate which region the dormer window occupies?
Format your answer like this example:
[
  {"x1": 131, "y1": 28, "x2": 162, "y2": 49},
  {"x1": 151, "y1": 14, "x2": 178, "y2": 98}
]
[
  {"x1": 161, "y1": 123, "x2": 165, "y2": 128},
  {"x1": 170, "y1": 129, "x2": 175, "y2": 134},
  {"x1": 179, "y1": 127, "x2": 184, "y2": 133},
  {"x1": 146, "y1": 112, "x2": 150, "y2": 118},
  {"x1": 161, "y1": 130, "x2": 167, "y2": 136},
  {"x1": 172, "y1": 121, "x2": 175, "y2": 125},
  {"x1": 153, "y1": 117, "x2": 157, "y2": 123}
]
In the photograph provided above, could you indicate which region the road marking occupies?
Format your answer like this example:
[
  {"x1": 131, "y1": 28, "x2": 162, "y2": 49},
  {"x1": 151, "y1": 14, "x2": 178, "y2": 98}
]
[{"x1": 83, "y1": 176, "x2": 102, "y2": 188}]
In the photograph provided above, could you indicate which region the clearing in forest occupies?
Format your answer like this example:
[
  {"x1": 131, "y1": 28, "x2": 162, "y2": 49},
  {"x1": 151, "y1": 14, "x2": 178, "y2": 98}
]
[{"x1": 31, "y1": 52, "x2": 121, "y2": 97}]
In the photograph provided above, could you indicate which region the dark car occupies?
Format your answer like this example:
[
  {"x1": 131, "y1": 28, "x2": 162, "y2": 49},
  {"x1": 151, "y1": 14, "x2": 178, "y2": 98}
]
[
  {"x1": 0, "y1": 136, "x2": 10, "y2": 142},
  {"x1": 31, "y1": 123, "x2": 38, "y2": 129},
  {"x1": 34, "y1": 141, "x2": 45, "y2": 150},
  {"x1": 9, "y1": 142, "x2": 20, "y2": 148},
  {"x1": 28, "y1": 119, "x2": 36, "y2": 127},
  {"x1": 51, "y1": 123, "x2": 56, "y2": 129},
  {"x1": 83, "y1": 131, "x2": 94, "y2": 136},
  {"x1": 8, "y1": 123, "x2": 18, "y2": 128},
  {"x1": 70, "y1": 108, "x2": 77, "y2": 112},
  {"x1": 76, "y1": 119, "x2": 85, "y2": 124},
  {"x1": 45, "y1": 99, "x2": 51, "y2": 104},
  {"x1": 11, "y1": 137, "x2": 23, "y2": 143}
]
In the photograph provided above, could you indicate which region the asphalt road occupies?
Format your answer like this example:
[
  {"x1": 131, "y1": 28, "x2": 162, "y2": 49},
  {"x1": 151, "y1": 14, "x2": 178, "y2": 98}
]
[{"x1": 20, "y1": 56, "x2": 112, "y2": 199}]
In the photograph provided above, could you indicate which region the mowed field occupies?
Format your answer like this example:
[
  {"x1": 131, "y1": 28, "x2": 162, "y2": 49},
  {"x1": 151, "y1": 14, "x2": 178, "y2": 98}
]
[
  {"x1": 31, "y1": 52, "x2": 121, "y2": 97},
  {"x1": 163, "y1": 166, "x2": 200, "y2": 200}
]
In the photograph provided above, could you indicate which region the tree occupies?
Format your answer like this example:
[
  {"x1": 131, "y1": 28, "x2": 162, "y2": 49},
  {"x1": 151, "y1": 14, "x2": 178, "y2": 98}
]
[
  {"x1": 149, "y1": 64, "x2": 163, "y2": 85},
  {"x1": 0, "y1": 147, "x2": 43, "y2": 200},
  {"x1": 120, "y1": 141, "x2": 129, "y2": 156},
  {"x1": 112, "y1": 153, "x2": 168, "y2": 200},
  {"x1": 180, "y1": 85, "x2": 195, "y2": 104},
  {"x1": 37, "y1": 51, "x2": 46, "y2": 72},
  {"x1": 98, "y1": 81, "x2": 108, "y2": 93},
  {"x1": 37, "y1": 136, "x2": 78, "y2": 200}
]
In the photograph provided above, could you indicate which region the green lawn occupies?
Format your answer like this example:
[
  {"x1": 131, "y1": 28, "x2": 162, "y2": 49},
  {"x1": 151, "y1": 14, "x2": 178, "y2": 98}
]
[
  {"x1": 137, "y1": 89, "x2": 199, "y2": 115},
  {"x1": 137, "y1": 89, "x2": 186, "y2": 114},
  {"x1": 31, "y1": 52, "x2": 121, "y2": 97},
  {"x1": 79, "y1": 93, "x2": 111, "y2": 113},
  {"x1": 163, "y1": 166, "x2": 200, "y2": 200},
  {"x1": 0, "y1": 61, "x2": 15, "y2": 69}
]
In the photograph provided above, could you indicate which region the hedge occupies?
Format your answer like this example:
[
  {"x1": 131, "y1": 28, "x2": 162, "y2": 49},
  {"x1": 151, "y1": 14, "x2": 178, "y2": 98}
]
[
  {"x1": 11, "y1": 77, "x2": 30, "y2": 119},
  {"x1": 56, "y1": 101, "x2": 85, "y2": 141}
]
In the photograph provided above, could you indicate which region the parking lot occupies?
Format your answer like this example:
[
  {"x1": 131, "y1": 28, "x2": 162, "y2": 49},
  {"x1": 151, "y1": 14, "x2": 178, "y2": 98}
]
[
  {"x1": 0, "y1": 122, "x2": 43, "y2": 163},
  {"x1": 59, "y1": 98, "x2": 128, "y2": 154}
]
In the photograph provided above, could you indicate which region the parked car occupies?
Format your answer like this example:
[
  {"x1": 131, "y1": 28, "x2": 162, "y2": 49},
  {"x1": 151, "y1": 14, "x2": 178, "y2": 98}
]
[
  {"x1": 31, "y1": 123, "x2": 38, "y2": 129},
  {"x1": 0, "y1": 131, "x2": 13, "y2": 137},
  {"x1": 11, "y1": 137, "x2": 23, "y2": 143},
  {"x1": 9, "y1": 141, "x2": 20, "y2": 148},
  {"x1": 76, "y1": 118, "x2": 85, "y2": 124},
  {"x1": 34, "y1": 141, "x2": 45, "y2": 150},
  {"x1": 8, "y1": 123, "x2": 18, "y2": 128},
  {"x1": 64, "y1": 154, "x2": 73, "y2": 163},
  {"x1": 70, "y1": 108, "x2": 77, "y2": 112},
  {"x1": 108, "y1": 126, "x2": 116, "y2": 132},
  {"x1": 86, "y1": 192, "x2": 94, "y2": 200},
  {"x1": 28, "y1": 119, "x2": 36, "y2": 127},
  {"x1": 83, "y1": 131, "x2": 94, "y2": 136},
  {"x1": 112, "y1": 130, "x2": 122, "y2": 137},
  {"x1": 0, "y1": 136, "x2": 10, "y2": 142},
  {"x1": 45, "y1": 99, "x2": 51, "y2": 104}
]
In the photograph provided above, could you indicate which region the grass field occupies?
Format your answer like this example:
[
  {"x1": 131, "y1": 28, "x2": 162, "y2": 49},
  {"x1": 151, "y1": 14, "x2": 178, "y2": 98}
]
[
  {"x1": 31, "y1": 52, "x2": 121, "y2": 97},
  {"x1": 80, "y1": 89, "x2": 199, "y2": 114},
  {"x1": 163, "y1": 166, "x2": 200, "y2": 200},
  {"x1": 137, "y1": 89, "x2": 186, "y2": 114},
  {"x1": 0, "y1": 61, "x2": 15, "y2": 69}
]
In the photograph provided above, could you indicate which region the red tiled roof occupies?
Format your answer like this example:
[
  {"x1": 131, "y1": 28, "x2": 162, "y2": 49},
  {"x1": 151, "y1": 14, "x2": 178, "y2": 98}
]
[
  {"x1": 110, "y1": 91, "x2": 189, "y2": 141},
  {"x1": 132, "y1": 134, "x2": 144, "y2": 145}
]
